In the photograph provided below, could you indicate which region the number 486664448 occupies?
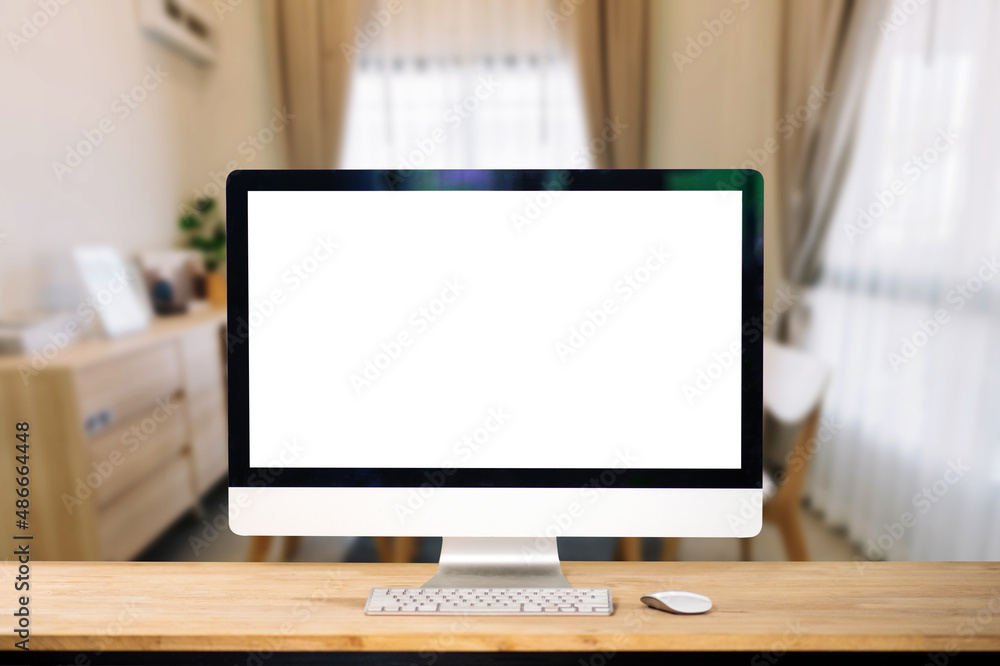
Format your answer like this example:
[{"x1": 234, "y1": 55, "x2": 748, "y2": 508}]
[{"x1": 15, "y1": 422, "x2": 29, "y2": 526}]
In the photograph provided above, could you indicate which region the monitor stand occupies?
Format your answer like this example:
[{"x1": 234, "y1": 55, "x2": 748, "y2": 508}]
[{"x1": 421, "y1": 537, "x2": 572, "y2": 588}]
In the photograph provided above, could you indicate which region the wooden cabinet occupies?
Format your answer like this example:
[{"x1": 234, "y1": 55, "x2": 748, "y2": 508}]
[{"x1": 0, "y1": 307, "x2": 228, "y2": 560}]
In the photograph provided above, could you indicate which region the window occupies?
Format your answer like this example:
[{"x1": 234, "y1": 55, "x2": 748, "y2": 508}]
[
  {"x1": 338, "y1": 0, "x2": 590, "y2": 170},
  {"x1": 800, "y1": 0, "x2": 1000, "y2": 560}
]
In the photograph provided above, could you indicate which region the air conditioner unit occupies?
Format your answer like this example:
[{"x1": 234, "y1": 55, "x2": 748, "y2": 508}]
[{"x1": 137, "y1": 0, "x2": 217, "y2": 66}]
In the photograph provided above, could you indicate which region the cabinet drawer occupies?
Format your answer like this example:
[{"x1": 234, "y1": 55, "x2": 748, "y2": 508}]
[
  {"x1": 98, "y1": 453, "x2": 195, "y2": 561},
  {"x1": 76, "y1": 342, "x2": 182, "y2": 436},
  {"x1": 195, "y1": 438, "x2": 228, "y2": 494},
  {"x1": 180, "y1": 326, "x2": 225, "y2": 398},
  {"x1": 189, "y1": 385, "x2": 225, "y2": 427},
  {"x1": 190, "y1": 391, "x2": 228, "y2": 492},
  {"x1": 85, "y1": 395, "x2": 189, "y2": 509}
]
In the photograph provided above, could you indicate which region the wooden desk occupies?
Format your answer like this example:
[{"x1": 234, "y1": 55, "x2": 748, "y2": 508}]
[{"x1": 4, "y1": 561, "x2": 999, "y2": 655}]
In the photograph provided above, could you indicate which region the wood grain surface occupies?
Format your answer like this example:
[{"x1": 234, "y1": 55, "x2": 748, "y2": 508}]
[{"x1": 3, "y1": 561, "x2": 999, "y2": 652}]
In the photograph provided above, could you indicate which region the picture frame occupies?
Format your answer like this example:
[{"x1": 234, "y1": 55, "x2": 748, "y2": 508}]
[{"x1": 72, "y1": 246, "x2": 153, "y2": 338}]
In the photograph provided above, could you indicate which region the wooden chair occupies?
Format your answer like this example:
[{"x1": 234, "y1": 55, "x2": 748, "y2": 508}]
[
  {"x1": 246, "y1": 536, "x2": 420, "y2": 563},
  {"x1": 247, "y1": 535, "x2": 302, "y2": 562},
  {"x1": 374, "y1": 536, "x2": 420, "y2": 563},
  {"x1": 638, "y1": 338, "x2": 829, "y2": 563},
  {"x1": 746, "y1": 338, "x2": 830, "y2": 561}
]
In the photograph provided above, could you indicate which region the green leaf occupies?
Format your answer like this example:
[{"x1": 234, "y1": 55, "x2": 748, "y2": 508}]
[
  {"x1": 179, "y1": 213, "x2": 201, "y2": 231},
  {"x1": 212, "y1": 223, "x2": 226, "y2": 245},
  {"x1": 195, "y1": 197, "x2": 216, "y2": 213}
]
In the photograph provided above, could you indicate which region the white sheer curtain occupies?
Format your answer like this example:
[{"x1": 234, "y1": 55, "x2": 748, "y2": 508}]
[
  {"x1": 338, "y1": 0, "x2": 589, "y2": 169},
  {"x1": 795, "y1": 0, "x2": 1000, "y2": 560}
]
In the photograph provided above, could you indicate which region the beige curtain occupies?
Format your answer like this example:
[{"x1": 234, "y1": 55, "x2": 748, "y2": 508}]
[
  {"x1": 768, "y1": 0, "x2": 890, "y2": 468},
  {"x1": 778, "y1": 0, "x2": 890, "y2": 286},
  {"x1": 264, "y1": 0, "x2": 362, "y2": 169},
  {"x1": 570, "y1": 0, "x2": 650, "y2": 169}
]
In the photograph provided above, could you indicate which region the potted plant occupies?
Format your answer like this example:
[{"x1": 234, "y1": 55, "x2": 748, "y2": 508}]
[{"x1": 178, "y1": 197, "x2": 227, "y2": 306}]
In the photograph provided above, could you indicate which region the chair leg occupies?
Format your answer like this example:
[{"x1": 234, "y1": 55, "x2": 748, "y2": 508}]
[
  {"x1": 660, "y1": 538, "x2": 680, "y2": 561},
  {"x1": 740, "y1": 537, "x2": 752, "y2": 562},
  {"x1": 778, "y1": 508, "x2": 809, "y2": 561},
  {"x1": 617, "y1": 537, "x2": 643, "y2": 561},
  {"x1": 394, "y1": 537, "x2": 419, "y2": 563},
  {"x1": 280, "y1": 535, "x2": 303, "y2": 562},
  {"x1": 374, "y1": 537, "x2": 394, "y2": 563},
  {"x1": 247, "y1": 535, "x2": 273, "y2": 562}
]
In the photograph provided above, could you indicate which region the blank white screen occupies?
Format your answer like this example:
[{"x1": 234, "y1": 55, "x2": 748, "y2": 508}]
[{"x1": 248, "y1": 190, "x2": 743, "y2": 470}]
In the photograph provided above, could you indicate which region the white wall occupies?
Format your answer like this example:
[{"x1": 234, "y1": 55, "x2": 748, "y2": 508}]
[
  {"x1": 0, "y1": 0, "x2": 285, "y2": 315},
  {"x1": 645, "y1": 0, "x2": 785, "y2": 313}
]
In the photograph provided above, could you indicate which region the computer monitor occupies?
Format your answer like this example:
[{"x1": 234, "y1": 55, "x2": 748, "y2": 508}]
[{"x1": 227, "y1": 169, "x2": 762, "y2": 588}]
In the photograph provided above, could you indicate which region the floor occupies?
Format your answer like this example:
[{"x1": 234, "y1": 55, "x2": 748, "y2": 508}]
[{"x1": 140, "y1": 481, "x2": 858, "y2": 563}]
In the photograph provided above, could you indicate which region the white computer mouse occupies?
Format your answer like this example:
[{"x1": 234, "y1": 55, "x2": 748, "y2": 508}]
[{"x1": 640, "y1": 590, "x2": 713, "y2": 614}]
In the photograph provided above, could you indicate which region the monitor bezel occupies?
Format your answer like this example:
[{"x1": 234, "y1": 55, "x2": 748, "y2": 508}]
[{"x1": 227, "y1": 169, "x2": 763, "y2": 490}]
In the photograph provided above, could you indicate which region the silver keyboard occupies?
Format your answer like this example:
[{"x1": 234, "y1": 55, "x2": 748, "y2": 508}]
[{"x1": 365, "y1": 587, "x2": 613, "y2": 615}]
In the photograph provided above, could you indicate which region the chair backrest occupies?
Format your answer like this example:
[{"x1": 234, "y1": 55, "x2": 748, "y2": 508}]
[{"x1": 763, "y1": 338, "x2": 830, "y2": 424}]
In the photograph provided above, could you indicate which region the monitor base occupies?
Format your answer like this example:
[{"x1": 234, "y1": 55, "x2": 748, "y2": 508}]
[{"x1": 421, "y1": 537, "x2": 572, "y2": 588}]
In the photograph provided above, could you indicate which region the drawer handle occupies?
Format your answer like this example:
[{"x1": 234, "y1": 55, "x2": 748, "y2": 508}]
[
  {"x1": 84, "y1": 409, "x2": 113, "y2": 436},
  {"x1": 83, "y1": 390, "x2": 185, "y2": 438}
]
